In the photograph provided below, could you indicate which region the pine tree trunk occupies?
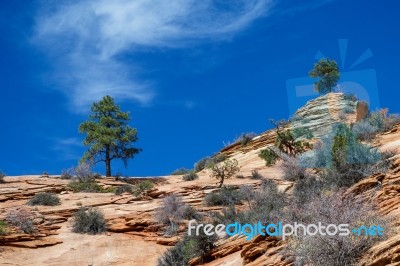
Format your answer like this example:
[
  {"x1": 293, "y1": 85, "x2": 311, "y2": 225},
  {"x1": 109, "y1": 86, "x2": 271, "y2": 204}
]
[{"x1": 105, "y1": 146, "x2": 111, "y2": 177}]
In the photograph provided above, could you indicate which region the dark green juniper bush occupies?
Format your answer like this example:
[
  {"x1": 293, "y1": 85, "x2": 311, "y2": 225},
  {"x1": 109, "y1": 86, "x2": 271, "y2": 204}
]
[
  {"x1": 259, "y1": 148, "x2": 278, "y2": 166},
  {"x1": 79, "y1": 95, "x2": 141, "y2": 177},
  {"x1": 271, "y1": 119, "x2": 312, "y2": 156}
]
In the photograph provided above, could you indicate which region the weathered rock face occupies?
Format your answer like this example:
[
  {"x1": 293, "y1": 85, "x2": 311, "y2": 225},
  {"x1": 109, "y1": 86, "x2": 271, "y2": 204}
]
[{"x1": 290, "y1": 92, "x2": 365, "y2": 137}]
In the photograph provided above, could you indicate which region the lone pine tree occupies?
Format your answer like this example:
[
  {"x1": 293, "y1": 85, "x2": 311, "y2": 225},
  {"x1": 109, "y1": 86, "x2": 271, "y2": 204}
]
[{"x1": 79, "y1": 96, "x2": 141, "y2": 177}]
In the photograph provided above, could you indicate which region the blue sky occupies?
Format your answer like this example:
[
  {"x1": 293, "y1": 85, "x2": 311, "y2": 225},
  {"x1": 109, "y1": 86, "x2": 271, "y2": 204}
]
[{"x1": 1, "y1": 0, "x2": 399, "y2": 176}]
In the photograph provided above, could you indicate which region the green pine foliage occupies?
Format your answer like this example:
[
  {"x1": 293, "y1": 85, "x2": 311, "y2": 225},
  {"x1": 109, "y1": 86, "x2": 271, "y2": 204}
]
[
  {"x1": 309, "y1": 58, "x2": 340, "y2": 93},
  {"x1": 79, "y1": 96, "x2": 141, "y2": 177}
]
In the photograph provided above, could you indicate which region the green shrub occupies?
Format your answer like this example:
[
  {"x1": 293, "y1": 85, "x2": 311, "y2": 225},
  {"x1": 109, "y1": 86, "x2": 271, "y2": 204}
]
[
  {"x1": 28, "y1": 192, "x2": 60, "y2": 206},
  {"x1": 0, "y1": 220, "x2": 10, "y2": 236},
  {"x1": 271, "y1": 120, "x2": 312, "y2": 156},
  {"x1": 6, "y1": 208, "x2": 36, "y2": 234},
  {"x1": 182, "y1": 171, "x2": 199, "y2": 181},
  {"x1": 0, "y1": 171, "x2": 5, "y2": 183},
  {"x1": 194, "y1": 157, "x2": 210, "y2": 172},
  {"x1": 259, "y1": 148, "x2": 278, "y2": 166},
  {"x1": 292, "y1": 127, "x2": 314, "y2": 139},
  {"x1": 204, "y1": 186, "x2": 241, "y2": 206},
  {"x1": 115, "y1": 184, "x2": 134, "y2": 195},
  {"x1": 171, "y1": 167, "x2": 190, "y2": 175},
  {"x1": 205, "y1": 154, "x2": 227, "y2": 168},
  {"x1": 250, "y1": 170, "x2": 263, "y2": 179},
  {"x1": 300, "y1": 123, "x2": 388, "y2": 188},
  {"x1": 68, "y1": 181, "x2": 107, "y2": 193},
  {"x1": 72, "y1": 207, "x2": 107, "y2": 234},
  {"x1": 133, "y1": 180, "x2": 154, "y2": 196},
  {"x1": 157, "y1": 229, "x2": 217, "y2": 266}
]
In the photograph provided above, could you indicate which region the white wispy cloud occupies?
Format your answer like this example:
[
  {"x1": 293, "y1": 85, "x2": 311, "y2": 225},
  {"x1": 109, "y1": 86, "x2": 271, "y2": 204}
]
[
  {"x1": 33, "y1": 0, "x2": 273, "y2": 111},
  {"x1": 52, "y1": 137, "x2": 82, "y2": 161}
]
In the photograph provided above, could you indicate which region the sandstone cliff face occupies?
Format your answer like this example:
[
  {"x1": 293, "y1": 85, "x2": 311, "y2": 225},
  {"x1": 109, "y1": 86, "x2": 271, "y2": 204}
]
[{"x1": 1, "y1": 93, "x2": 398, "y2": 266}]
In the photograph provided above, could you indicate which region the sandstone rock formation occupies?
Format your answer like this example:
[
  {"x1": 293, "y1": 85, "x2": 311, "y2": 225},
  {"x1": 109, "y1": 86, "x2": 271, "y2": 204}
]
[{"x1": 1, "y1": 93, "x2": 399, "y2": 266}]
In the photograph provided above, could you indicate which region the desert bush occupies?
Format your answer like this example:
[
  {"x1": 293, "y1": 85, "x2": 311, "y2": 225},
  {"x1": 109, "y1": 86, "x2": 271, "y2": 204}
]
[
  {"x1": 235, "y1": 174, "x2": 245, "y2": 179},
  {"x1": 0, "y1": 171, "x2": 5, "y2": 183},
  {"x1": 206, "y1": 154, "x2": 227, "y2": 167},
  {"x1": 28, "y1": 192, "x2": 60, "y2": 206},
  {"x1": 235, "y1": 132, "x2": 257, "y2": 146},
  {"x1": 327, "y1": 124, "x2": 385, "y2": 187},
  {"x1": 284, "y1": 193, "x2": 391, "y2": 266},
  {"x1": 292, "y1": 176, "x2": 324, "y2": 203},
  {"x1": 72, "y1": 207, "x2": 107, "y2": 234},
  {"x1": 133, "y1": 180, "x2": 154, "y2": 196},
  {"x1": 171, "y1": 167, "x2": 190, "y2": 175},
  {"x1": 0, "y1": 220, "x2": 10, "y2": 235},
  {"x1": 115, "y1": 184, "x2": 134, "y2": 195},
  {"x1": 280, "y1": 156, "x2": 307, "y2": 181},
  {"x1": 210, "y1": 205, "x2": 238, "y2": 226},
  {"x1": 367, "y1": 109, "x2": 400, "y2": 132},
  {"x1": 259, "y1": 148, "x2": 278, "y2": 166},
  {"x1": 250, "y1": 170, "x2": 263, "y2": 179},
  {"x1": 204, "y1": 186, "x2": 242, "y2": 206},
  {"x1": 155, "y1": 194, "x2": 200, "y2": 236},
  {"x1": 352, "y1": 120, "x2": 378, "y2": 141},
  {"x1": 157, "y1": 229, "x2": 217, "y2": 266},
  {"x1": 6, "y1": 208, "x2": 36, "y2": 234},
  {"x1": 208, "y1": 158, "x2": 240, "y2": 187},
  {"x1": 60, "y1": 167, "x2": 75, "y2": 179},
  {"x1": 75, "y1": 162, "x2": 96, "y2": 182},
  {"x1": 300, "y1": 124, "x2": 388, "y2": 188},
  {"x1": 292, "y1": 127, "x2": 314, "y2": 139},
  {"x1": 235, "y1": 180, "x2": 285, "y2": 224},
  {"x1": 68, "y1": 181, "x2": 108, "y2": 193},
  {"x1": 182, "y1": 171, "x2": 199, "y2": 181},
  {"x1": 194, "y1": 157, "x2": 210, "y2": 172}
]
